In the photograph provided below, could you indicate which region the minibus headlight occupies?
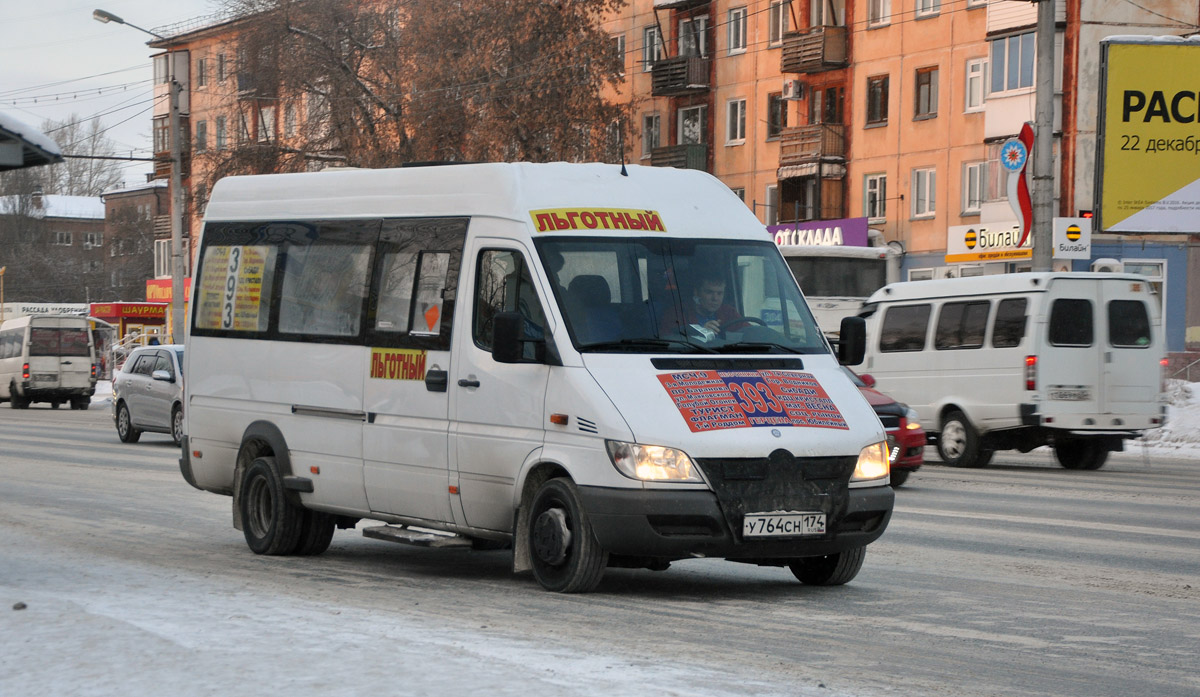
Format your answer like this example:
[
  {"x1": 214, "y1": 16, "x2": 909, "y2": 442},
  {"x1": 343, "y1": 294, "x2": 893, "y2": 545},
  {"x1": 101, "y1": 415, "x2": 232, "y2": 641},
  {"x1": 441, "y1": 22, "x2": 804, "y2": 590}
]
[
  {"x1": 605, "y1": 440, "x2": 701, "y2": 482},
  {"x1": 904, "y1": 407, "x2": 921, "y2": 430},
  {"x1": 851, "y1": 442, "x2": 890, "y2": 482}
]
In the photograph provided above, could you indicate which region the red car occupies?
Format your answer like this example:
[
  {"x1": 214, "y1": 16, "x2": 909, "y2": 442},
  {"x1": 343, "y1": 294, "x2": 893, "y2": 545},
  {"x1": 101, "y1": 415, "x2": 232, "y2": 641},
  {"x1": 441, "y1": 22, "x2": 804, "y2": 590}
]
[{"x1": 843, "y1": 368, "x2": 925, "y2": 487}]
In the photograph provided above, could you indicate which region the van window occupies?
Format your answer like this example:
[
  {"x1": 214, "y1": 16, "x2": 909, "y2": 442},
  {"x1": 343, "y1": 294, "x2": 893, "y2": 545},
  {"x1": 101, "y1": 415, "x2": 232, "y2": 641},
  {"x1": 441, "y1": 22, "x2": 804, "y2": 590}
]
[
  {"x1": 991, "y1": 298, "x2": 1027, "y2": 348},
  {"x1": 193, "y1": 223, "x2": 282, "y2": 334},
  {"x1": 935, "y1": 301, "x2": 989, "y2": 350},
  {"x1": 880, "y1": 304, "x2": 931, "y2": 352},
  {"x1": 1109, "y1": 300, "x2": 1151, "y2": 347},
  {"x1": 30, "y1": 327, "x2": 91, "y2": 357},
  {"x1": 474, "y1": 249, "x2": 546, "y2": 360},
  {"x1": 369, "y1": 218, "x2": 466, "y2": 348},
  {"x1": 1048, "y1": 299, "x2": 1093, "y2": 346},
  {"x1": 279, "y1": 229, "x2": 373, "y2": 338}
]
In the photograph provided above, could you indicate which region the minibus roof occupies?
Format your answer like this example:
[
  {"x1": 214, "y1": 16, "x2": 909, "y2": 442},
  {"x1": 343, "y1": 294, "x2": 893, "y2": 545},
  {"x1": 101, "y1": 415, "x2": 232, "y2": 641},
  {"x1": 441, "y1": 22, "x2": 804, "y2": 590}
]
[
  {"x1": 202, "y1": 162, "x2": 765, "y2": 241},
  {"x1": 865, "y1": 272, "x2": 1154, "y2": 304}
]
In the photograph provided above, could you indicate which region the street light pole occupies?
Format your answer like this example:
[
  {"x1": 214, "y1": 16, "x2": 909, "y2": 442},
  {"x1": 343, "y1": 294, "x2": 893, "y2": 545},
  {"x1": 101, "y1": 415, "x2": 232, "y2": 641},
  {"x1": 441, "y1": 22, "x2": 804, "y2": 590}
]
[
  {"x1": 0, "y1": 266, "x2": 6, "y2": 323},
  {"x1": 93, "y1": 9, "x2": 186, "y2": 341}
]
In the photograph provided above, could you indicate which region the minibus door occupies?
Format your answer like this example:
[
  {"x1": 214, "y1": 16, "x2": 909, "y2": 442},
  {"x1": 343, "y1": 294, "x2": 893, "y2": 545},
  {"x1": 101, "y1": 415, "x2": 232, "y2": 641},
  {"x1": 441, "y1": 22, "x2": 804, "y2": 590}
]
[
  {"x1": 451, "y1": 242, "x2": 551, "y2": 533},
  {"x1": 1040, "y1": 282, "x2": 1104, "y2": 416},
  {"x1": 1100, "y1": 280, "x2": 1161, "y2": 415}
]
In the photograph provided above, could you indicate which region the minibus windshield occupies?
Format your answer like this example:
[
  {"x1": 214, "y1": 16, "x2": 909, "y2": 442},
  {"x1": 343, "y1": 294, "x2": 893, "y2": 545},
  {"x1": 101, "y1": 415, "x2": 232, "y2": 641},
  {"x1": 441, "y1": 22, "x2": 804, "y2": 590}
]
[{"x1": 535, "y1": 237, "x2": 828, "y2": 354}]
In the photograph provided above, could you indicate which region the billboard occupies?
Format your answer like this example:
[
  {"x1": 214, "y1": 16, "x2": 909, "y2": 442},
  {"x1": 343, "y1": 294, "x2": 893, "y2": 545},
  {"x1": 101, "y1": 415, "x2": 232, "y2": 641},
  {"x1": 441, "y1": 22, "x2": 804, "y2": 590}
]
[
  {"x1": 1097, "y1": 38, "x2": 1200, "y2": 234},
  {"x1": 945, "y1": 221, "x2": 1032, "y2": 263}
]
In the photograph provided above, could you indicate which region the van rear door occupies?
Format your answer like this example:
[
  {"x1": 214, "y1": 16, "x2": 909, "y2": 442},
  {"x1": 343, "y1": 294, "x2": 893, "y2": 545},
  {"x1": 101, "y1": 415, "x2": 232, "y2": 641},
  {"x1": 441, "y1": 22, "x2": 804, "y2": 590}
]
[
  {"x1": 1100, "y1": 278, "x2": 1162, "y2": 418},
  {"x1": 1038, "y1": 280, "x2": 1105, "y2": 417}
]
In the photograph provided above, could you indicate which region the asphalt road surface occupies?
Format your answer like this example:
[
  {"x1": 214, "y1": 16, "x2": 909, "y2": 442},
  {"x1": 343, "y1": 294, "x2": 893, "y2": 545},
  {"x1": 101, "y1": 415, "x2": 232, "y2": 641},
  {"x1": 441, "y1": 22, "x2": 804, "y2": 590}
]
[{"x1": 1, "y1": 405, "x2": 1197, "y2": 697}]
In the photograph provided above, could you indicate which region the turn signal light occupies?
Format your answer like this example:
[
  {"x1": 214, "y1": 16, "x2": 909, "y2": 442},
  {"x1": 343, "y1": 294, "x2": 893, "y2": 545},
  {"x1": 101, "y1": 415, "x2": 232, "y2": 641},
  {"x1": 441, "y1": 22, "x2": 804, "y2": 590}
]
[{"x1": 1025, "y1": 355, "x2": 1037, "y2": 390}]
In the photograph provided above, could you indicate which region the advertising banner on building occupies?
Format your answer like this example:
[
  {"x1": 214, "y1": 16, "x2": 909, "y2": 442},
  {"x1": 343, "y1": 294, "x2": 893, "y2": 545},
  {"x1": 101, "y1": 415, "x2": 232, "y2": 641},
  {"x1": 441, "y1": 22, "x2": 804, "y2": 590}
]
[
  {"x1": 1052, "y1": 217, "x2": 1092, "y2": 260},
  {"x1": 769, "y1": 217, "x2": 869, "y2": 247},
  {"x1": 945, "y1": 221, "x2": 1032, "y2": 263},
  {"x1": 1097, "y1": 38, "x2": 1200, "y2": 234}
]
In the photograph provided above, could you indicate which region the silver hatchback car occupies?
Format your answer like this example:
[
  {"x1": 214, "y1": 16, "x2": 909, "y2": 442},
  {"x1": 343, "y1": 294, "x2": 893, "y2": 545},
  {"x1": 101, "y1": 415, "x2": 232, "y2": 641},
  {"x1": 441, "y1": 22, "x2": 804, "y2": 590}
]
[{"x1": 112, "y1": 344, "x2": 185, "y2": 445}]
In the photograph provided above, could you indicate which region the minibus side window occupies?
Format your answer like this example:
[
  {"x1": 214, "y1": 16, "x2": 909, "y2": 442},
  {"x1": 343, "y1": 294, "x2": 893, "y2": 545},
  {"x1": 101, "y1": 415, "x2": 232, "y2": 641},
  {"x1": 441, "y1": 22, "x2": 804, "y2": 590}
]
[
  {"x1": 880, "y1": 304, "x2": 931, "y2": 352},
  {"x1": 1048, "y1": 298, "x2": 1093, "y2": 346},
  {"x1": 368, "y1": 218, "x2": 466, "y2": 351},
  {"x1": 935, "y1": 301, "x2": 989, "y2": 350},
  {"x1": 1109, "y1": 300, "x2": 1151, "y2": 348},
  {"x1": 991, "y1": 298, "x2": 1027, "y2": 348},
  {"x1": 279, "y1": 239, "x2": 373, "y2": 338},
  {"x1": 474, "y1": 249, "x2": 545, "y2": 360}
]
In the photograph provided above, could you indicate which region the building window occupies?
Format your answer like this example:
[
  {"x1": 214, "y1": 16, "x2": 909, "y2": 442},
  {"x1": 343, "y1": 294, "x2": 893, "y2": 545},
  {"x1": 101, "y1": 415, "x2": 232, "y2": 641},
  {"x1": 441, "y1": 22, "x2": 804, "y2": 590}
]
[
  {"x1": 54, "y1": 231, "x2": 72, "y2": 246},
  {"x1": 679, "y1": 16, "x2": 708, "y2": 58},
  {"x1": 809, "y1": 86, "x2": 844, "y2": 125},
  {"x1": 767, "y1": 93, "x2": 787, "y2": 139},
  {"x1": 966, "y1": 0, "x2": 987, "y2": 8},
  {"x1": 642, "y1": 113, "x2": 660, "y2": 157},
  {"x1": 731, "y1": 187, "x2": 746, "y2": 202},
  {"x1": 153, "y1": 117, "x2": 169, "y2": 153},
  {"x1": 865, "y1": 173, "x2": 887, "y2": 221},
  {"x1": 991, "y1": 32, "x2": 1035, "y2": 93},
  {"x1": 610, "y1": 34, "x2": 626, "y2": 77},
  {"x1": 84, "y1": 231, "x2": 103, "y2": 248},
  {"x1": 963, "y1": 161, "x2": 986, "y2": 215},
  {"x1": 769, "y1": 1, "x2": 791, "y2": 47},
  {"x1": 866, "y1": 75, "x2": 889, "y2": 125},
  {"x1": 728, "y1": 7, "x2": 748, "y2": 54},
  {"x1": 238, "y1": 111, "x2": 251, "y2": 143},
  {"x1": 258, "y1": 106, "x2": 275, "y2": 142},
  {"x1": 912, "y1": 168, "x2": 936, "y2": 218},
  {"x1": 643, "y1": 26, "x2": 663, "y2": 72},
  {"x1": 216, "y1": 116, "x2": 227, "y2": 150},
  {"x1": 868, "y1": 0, "x2": 891, "y2": 26},
  {"x1": 765, "y1": 184, "x2": 780, "y2": 225},
  {"x1": 195, "y1": 120, "x2": 207, "y2": 152},
  {"x1": 678, "y1": 105, "x2": 706, "y2": 145},
  {"x1": 726, "y1": 99, "x2": 746, "y2": 144},
  {"x1": 915, "y1": 67, "x2": 939, "y2": 118},
  {"x1": 155, "y1": 239, "x2": 171, "y2": 278},
  {"x1": 284, "y1": 104, "x2": 297, "y2": 138},
  {"x1": 217, "y1": 53, "x2": 227, "y2": 82},
  {"x1": 966, "y1": 58, "x2": 986, "y2": 111},
  {"x1": 196, "y1": 58, "x2": 207, "y2": 88},
  {"x1": 811, "y1": 0, "x2": 843, "y2": 27},
  {"x1": 153, "y1": 54, "x2": 169, "y2": 85},
  {"x1": 916, "y1": 0, "x2": 940, "y2": 18}
]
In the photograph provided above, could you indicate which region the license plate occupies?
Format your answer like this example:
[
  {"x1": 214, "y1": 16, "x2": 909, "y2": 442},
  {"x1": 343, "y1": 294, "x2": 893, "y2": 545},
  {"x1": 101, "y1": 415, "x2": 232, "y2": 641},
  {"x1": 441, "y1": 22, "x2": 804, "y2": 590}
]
[
  {"x1": 1049, "y1": 389, "x2": 1091, "y2": 401},
  {"x1": 33, "y1": 373, "x2": 56, "y2": 382},
  {"x1": 743, "y1": 512, "x2": 826, "y2": 538}
]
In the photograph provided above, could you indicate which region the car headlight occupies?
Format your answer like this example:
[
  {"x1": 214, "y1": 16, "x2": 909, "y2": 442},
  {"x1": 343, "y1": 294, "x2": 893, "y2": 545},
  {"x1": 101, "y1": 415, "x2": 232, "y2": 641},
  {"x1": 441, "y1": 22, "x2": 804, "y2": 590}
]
[
  {"x1": 851, "y1": 441, "x2": 890, "y2": 482},
  {"x1": 605, "y1": 440, "x2": 701, "y2": 482},
  {"x1": 904, "y1": 407, "x2": 921, "y2": 430}
]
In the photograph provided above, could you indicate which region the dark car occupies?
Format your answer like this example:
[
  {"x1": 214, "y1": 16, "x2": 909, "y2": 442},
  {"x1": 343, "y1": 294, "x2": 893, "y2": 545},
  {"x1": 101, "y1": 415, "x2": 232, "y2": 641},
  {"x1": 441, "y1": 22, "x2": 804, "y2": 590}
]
[
  {"x1": 112, "y1": 344, "x2": 185, "y2": 445},
  {"x1": 843, "y1": 367, "x2": 925, "y2": 487}
]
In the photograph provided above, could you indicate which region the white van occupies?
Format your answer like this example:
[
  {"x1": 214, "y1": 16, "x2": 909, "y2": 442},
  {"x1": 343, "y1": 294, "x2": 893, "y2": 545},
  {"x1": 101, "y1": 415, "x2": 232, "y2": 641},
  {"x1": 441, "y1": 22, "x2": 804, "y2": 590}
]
[
  {"x1": 0, "y1": 314, "x2": 98, "y2": 409},
  {"x1": 180, "y1": 163, "x2": 894, "y2": 592},
  {"x1": 859, "y1": 273, "x2": 1165, "y2": 470}
]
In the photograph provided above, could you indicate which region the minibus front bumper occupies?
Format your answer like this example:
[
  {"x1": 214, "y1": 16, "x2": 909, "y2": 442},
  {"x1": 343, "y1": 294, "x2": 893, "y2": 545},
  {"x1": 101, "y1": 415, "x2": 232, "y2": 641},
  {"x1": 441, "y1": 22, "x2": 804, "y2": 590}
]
[{"x1": 577, "y1": 484, "x2": 894, "y2": 561}]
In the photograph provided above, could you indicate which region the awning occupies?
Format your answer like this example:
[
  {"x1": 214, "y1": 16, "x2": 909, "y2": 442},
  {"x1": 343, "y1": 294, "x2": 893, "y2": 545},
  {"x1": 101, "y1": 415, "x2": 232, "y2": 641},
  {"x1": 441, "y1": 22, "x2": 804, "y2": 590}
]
[
  {"x1": 777, "y1": 163, "x2": 847, "y2": 180},
  {"x1": 0, "y1": 112, "x2": 64, "y2": 171}
]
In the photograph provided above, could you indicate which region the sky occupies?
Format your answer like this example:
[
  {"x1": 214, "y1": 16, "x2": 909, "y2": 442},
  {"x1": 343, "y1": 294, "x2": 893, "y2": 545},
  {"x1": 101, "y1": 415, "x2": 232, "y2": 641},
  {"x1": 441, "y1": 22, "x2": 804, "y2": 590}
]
[{"x1": 0, "y1": 0, "x2": 219, "y2": 188}]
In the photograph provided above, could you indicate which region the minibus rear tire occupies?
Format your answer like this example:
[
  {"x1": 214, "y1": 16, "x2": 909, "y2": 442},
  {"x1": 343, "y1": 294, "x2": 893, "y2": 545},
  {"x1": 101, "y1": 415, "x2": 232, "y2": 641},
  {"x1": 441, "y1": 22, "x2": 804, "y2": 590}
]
[
  {"x1": 528, "y1": 478, "x2": 608, "y2": 593},
  {"x1": 241, "y1": 456, "x2": 304, "y2": 555},
  {"x1": 1054, "y1": 441, "x2": 1110, "y2": 471},
  {"x1": 789, "y1": 546, "x2": 866, "y2": 586}
]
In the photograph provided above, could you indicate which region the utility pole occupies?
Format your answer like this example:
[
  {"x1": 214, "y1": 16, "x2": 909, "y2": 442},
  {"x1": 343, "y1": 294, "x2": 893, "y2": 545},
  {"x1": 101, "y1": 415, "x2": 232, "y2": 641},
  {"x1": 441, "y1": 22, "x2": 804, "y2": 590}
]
[{"x1": 1031, "y1": 0, "x2": 1057, "y2": 272}]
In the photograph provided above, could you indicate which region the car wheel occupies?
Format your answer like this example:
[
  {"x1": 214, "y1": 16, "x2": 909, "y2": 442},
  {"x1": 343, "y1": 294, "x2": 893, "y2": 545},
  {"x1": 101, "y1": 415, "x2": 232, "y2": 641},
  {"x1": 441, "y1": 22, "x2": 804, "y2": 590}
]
[
  {"x1": 789, "y1": 546, "x2": 867, "y2": 586},
  {"x1": 937, "y1": 410, "x2": 992, "y2": 468},
  {"x1": 1055, "y1": 441, "x2": 1110, "y2": 471},
  {"x1": 240, "y1": 456, "x2": 304, "y2": 555},
  {"x1": 528, "y1": 477, "x2": 608, "y2": 593},
  {"x1": 170, "y1": 405, "x2": 184, "y2": 446},
  {"x1": 889, "y1": 469, "x2": 911, "y2": 487},
  {"x1": 116, "y1": 402, "x2": 141, "y2": 443}
]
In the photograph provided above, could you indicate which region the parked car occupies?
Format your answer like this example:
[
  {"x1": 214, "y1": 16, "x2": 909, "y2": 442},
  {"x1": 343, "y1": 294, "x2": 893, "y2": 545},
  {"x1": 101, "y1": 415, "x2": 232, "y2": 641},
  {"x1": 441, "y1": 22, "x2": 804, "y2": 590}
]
[
  {"x1": 112, "y1": 344, "x2": 184, "y2": 445},
  {"x1": 844, "y1": 367, "x2": 925, "y2": 487}
]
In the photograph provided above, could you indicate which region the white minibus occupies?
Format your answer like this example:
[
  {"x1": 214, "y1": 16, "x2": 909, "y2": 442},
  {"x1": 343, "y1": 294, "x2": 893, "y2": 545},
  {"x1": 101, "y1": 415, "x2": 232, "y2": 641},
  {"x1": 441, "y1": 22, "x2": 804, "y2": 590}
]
[
  {"x1": 0, "y1": 314, "x2": 97, "y2": 410},
  {"x1": 180, "y1": 162, "x2": 894, "y2": 592},
  {"x1": 859, "y1": 273, "x2": 1165, "y2": 470}
]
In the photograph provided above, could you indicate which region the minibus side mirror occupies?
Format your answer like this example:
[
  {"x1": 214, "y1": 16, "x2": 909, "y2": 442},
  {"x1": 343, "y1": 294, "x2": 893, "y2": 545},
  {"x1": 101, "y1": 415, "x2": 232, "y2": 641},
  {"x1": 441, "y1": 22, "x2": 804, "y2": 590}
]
[
  {"x1": 838, "y1": 316, "x2": 866, "y2": 366},
  {"x1": 491, "y1": 312, "x2": 526, "y2": 364}
]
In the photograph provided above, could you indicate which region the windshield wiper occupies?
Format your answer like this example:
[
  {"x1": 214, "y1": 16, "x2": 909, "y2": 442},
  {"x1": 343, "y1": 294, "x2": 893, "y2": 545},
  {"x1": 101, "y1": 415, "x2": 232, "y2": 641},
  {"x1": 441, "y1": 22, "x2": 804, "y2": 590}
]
[
  {"x1": 577, "y1": 338, "x2": 719, "y2": 354},
  {"x1": 711, "y1": 342, "x2": 804, "y2": 354}
]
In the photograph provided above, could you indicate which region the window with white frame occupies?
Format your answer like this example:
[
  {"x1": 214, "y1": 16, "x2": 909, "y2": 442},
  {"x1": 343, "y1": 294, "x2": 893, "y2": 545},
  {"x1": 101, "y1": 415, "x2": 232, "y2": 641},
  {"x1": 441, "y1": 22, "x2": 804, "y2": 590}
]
[
  {"x1": 611, "y1": 34, "x2": 626, "y2": 76},
  {"x1": 643, "y1": 26, "x2": 663, "y2": 71},
  {"x1": 991, "y1": 32, "x2": 1035, "y2": 93},
  {"x1": 962, "y1": 161, "x2": 986, "y2": 214},
  {"x1": 54, "y1": 231, "x2": 72, "y2": 246},
  {"x1": 196, "y1": 58, "x2": 207, "y2": 88},
  {"x1": 258, "y1": 106, "x2": 275, "y2": 142},
  {"x1": 916, "y1": 0, "x2": 940, "y2": 18},
  {"x1": 811, "y1": 0, "x2": 845, "y2": 27},
  {"x1": 965, "y1": 58, "x2": 986, "y2": 111},
  {"x1": 769, "y1": 1, "x2": 791, "y2": 46},
  {"x1": 868, "y1": 0, "x2": 890, "y2": 26},
  {"x1": 284, "y1": 104, "x2": 297, "y2": 138},
  {"x1": 728, "y1": 7, "x2": 748, "y2": 54},
  {"x1": 642, "y1": 113, "x2": 661, "y2": 157},
  {"x1": 765, "y1": 184, "x2": 780, "y2": 225},
  {"x1": 679, "y1": 16, "x2": 708, "y2": 58},
  {"x1": 726, "y1": 99, "x2": 746, "y2": 143},
  {"x1": 678, "y1": 105, "x2": 706, "y2": 145},
  {"x1": 865, "y1": 173, "x2": 887, "y2": 220},
  {"x1": 153, "y1": 54, "x2": 169, "y2": 85},
  {"x1": 912, "y1": 168, "x2": 936, "y2": 218},
  {"x1": 767, "y1": 93, "x2": 787, "y2": 138},
  {"x1": 217, "y1": 53, "x2": 228, "y2": 82},
  {"x1": 915, "y1": 67, "x2": 938, "y2": 118},
  {"x1": 84, "y1": 231, "x2": 103, "y2": 248},
  {"x1": 216, "y1": 116, "x2": 227, "y2": 150},
  {"x1": 154, "y1": 239, "x2": 170, "y2": 278},
  {"x1": 966, "y1": 0, "x2": 987, "y2": 8},
  {"x1": 866, "y1": 75, "x2": 889, "y2": 124},
  {"x1": 731, "y1": 187, "x2": 746, "y2": 202}
]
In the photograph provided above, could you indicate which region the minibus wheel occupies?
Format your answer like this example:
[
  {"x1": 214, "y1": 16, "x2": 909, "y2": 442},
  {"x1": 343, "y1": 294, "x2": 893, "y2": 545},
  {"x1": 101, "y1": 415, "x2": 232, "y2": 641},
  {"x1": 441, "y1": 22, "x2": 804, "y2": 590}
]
[
  {"x1": 528, "y1": 477, "x2": 608, "y2": 593},
  {"x1": 1054, "y1": 441, "x2": 1109, "y2": 471},
  {"x1": 292, "y1": 509, "x2": 336, "y2": 556},
  {"x1": 789, "y1": 546, "x2": 866, "y2": 585},
  {"x1": 116, "y1": 403, "x2": 141, "y2": 443},
  {"x1": 240, "y1": 456, "x2": 303, "y2": 555},
  {"x1": 937, "y1": 411, "x2": 992, "y2": 468}
]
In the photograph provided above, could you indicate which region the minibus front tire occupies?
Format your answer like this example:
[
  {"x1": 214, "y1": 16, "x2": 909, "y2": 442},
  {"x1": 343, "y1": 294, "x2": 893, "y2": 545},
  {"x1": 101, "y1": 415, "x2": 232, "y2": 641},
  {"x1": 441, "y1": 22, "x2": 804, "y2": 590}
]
[
  {"x1": 789, "y1": 546, "x2": 867, "y2": 586},
  {"x1": 937, "y1": 410, "x2": 993, "y2": 468},
  {"x1": 241, "y1": 456, "x2": 304, "y2": 555},
  {"x1": 528, "y1": 477, "x2": 609, "y2": 593}
]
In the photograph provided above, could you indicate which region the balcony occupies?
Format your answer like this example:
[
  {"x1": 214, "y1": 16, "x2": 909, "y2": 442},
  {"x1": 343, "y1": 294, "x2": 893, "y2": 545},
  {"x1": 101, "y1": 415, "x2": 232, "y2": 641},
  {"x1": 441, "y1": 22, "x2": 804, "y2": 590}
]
[
  {"x1": 651, "y1": 56, "x2": 710, "y2": 96},
  {"x1": 781, "y1": 26, "x2": 848, "y2": 74},
  {"x1": 779, "y1": 124, "x2": 845, "y2": 166},
  {"x1": 650, "y1": 143, "x2": 708, "y2": 171}
]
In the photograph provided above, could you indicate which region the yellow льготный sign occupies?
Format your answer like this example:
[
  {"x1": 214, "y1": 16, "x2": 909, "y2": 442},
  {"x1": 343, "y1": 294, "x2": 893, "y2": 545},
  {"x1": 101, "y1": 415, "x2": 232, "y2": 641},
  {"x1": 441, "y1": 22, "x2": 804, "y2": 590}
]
[
  {"x1": 370, "y1": 348, "x2": 427, "y2": 381},
  {"x1": 1100, "y1": 41, "x2": 1200, "y2": 234}
]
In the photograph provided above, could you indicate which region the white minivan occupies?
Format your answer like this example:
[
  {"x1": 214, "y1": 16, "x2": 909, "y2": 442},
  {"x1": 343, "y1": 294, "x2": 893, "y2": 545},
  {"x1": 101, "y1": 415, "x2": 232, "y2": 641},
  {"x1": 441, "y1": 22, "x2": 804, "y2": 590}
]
[
  {"x1": 0, "y1": 314, "x2": 97, "y2": 410},
  {"x1": 179, "y1": 163, "x2": 894, "y2": 592},
  {"x1": 858, "y1": 273, "x2": 1165, "y2": 470}
]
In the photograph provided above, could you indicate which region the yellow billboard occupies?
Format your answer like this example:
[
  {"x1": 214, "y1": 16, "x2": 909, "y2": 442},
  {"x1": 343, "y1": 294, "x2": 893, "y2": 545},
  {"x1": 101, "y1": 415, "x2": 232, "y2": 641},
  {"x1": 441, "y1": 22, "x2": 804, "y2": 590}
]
[{"x1": 1098, "y1": 39, "x2": 1200, "y2": 234}]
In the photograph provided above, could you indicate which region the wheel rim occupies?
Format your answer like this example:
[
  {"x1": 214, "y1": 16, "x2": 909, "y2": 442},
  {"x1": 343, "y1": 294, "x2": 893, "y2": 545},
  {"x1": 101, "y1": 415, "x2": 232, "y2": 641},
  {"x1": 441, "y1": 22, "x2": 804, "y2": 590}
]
[
  {"x1": 172, "y1": 410, "x2": 183, "y2": 442},
  {"x1": 245, "y1": 475, "x2": 273, "y2": 539},
  {"x1": 118, "y1": 406, "x2": 130, "y2": 437},
  {"x1": 532, "y1": 507, "x2": 572, "y2": 566},
  {"x1": 941, "y1": 420, "x2": 966, "y2": 459}
]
